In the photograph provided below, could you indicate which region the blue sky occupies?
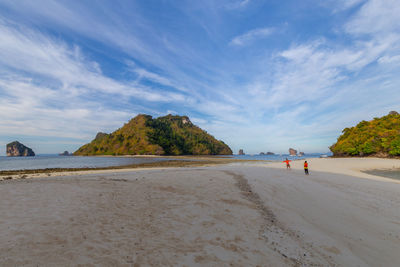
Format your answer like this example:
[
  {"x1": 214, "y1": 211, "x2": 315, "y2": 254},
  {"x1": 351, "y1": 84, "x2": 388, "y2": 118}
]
[{"x1": 0, "y1": 0, "x2": 399, "y2": 155}]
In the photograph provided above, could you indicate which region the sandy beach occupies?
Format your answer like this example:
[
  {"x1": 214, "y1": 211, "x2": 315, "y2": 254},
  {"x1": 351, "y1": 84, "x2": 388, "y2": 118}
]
[{"x1": 0, "y1": 158, "x2": 399, "y2": 266}]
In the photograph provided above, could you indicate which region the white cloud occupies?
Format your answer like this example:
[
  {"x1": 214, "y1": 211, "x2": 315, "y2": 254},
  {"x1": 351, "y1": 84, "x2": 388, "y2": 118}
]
[
  {"x1": 224, "y1": 0, "x2": 251, "y2": 9},
  {"x1": 0, "y1": 19, "x2": 189, "y2": 103},
  {"x1": 0, "y1": 76, "x2": 132, "y2": 140},
  {"x1": 378, "y1": 55, "x2": 400, "y2": 65},
  {"x1": 234, "y1": 0, "x2": 250, "y2": 8},
  {"x1": 0, "y1": 0, "x2": 399, "y2": 154},
  {"x1": 332, "y1": 0, "x2": 365, "y2": 11},
  {"x1": 126, "y1": 61, "x2": 189, "y2": 93},
  {"x1": 208, "y1": 0, "x2": 400, "y2": 153},
  {"x1": 230, "y1": 27, "x2": 274, "y2": 46},
  {"x1": 345, "y1": 0, "x2": 400, "y2": 35},
  {"x1": 0, "y1": 18, "x2": 190, "y2": 152},
  {"x1": 267, "y1": 29, "x2": 399, "y2": 108}
]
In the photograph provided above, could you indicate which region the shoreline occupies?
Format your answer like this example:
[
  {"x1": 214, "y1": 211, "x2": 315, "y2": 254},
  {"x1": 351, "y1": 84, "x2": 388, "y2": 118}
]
[
  {"x1": 2, "y1": 156, "x2": 400, "y2": 182},
  {"x1": 0, "y1": 157, "x2": 250, "y2": 180}
]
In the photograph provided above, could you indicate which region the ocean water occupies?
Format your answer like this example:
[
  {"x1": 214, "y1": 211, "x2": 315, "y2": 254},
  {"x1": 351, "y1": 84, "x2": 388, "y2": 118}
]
[{"x1": 0, "y1": 155, "x2": 171, "y2": 171}]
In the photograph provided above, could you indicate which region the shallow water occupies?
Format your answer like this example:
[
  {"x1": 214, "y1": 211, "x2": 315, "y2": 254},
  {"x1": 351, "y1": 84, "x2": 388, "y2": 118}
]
[
  {"x1": 363, "y1": 169, "x2": 400, "y2": 181},
  {"x1": 0, "y1": 155, "x2": 171, "y2": 171}
]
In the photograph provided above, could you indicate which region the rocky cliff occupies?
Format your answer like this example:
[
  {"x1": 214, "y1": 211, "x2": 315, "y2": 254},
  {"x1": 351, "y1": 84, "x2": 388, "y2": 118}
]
[
  {"x1": 6, "y1": 141, "x2": 35, "y2": 157},
  {"x1": 74, "y1": 114, "x2": 233, "y2": 156}
]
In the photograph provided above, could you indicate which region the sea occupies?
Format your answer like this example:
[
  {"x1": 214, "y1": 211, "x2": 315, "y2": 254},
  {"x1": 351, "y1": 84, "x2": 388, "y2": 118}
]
[
  {"x1": 0, "y1": 155, "x2": 171, "y2": 171},
  {"x1": 0, "y1": 153, "x2": 329, "y2": 171}
]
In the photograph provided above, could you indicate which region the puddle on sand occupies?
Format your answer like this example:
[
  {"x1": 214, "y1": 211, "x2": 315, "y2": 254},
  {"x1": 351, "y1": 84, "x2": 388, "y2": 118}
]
[{"x1": 362, "y1": 169, "x2": 400, "y2": 181}]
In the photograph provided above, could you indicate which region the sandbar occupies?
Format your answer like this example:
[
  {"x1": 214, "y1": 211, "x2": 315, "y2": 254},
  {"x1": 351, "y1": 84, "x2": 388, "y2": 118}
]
[{"x1": 0, "y1": 158, "x2": 399, "y2": 266}]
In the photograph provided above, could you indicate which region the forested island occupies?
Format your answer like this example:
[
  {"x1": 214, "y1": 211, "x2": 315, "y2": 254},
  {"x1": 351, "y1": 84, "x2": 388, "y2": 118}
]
[
  {"x1": 330, "y1": 111, "x2": 400, "y2": 157},
  {"x1": 74, "y1": 114, "x2": 232, "y2": 156}
]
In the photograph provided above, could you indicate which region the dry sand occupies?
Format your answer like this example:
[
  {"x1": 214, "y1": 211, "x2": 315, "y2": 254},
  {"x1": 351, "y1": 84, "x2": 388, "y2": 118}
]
[
  {"x1": 0, "y1": 158, "x2": 399, "y2": 266},
  {"x1": 266, "y1": 157, "x2": 400, "y2": 182}
]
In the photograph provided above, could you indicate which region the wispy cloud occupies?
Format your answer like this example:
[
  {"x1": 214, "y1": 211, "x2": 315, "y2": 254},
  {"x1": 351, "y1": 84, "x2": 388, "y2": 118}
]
[
  {"x1": 225, "y1": 0, "x2": 251, "y2": 9},
  {"x1": 331, "y1": 0, "x2": 365, "y2": 12},
  {"x1": 125, "y1": 60, "x2": 189, "y2": 93},
  {"x1": 3, "y1": 19, "x2": 192, "y2": 102},
  {"x1": 0, "y1": 17, "x2": 189, "y2": 152},
  {"x1": 230, "y1": 27, "x2": 274, "y2": 46},
  {"x1": 378, "y1": 55, "x2": 400, "y2": 65},
  {"x1": 207, "y1": 0, "x2": 400, "y2": 153},
  {"x1": 0, "y1": 0, "x2": 399, "y2": 154},
  {"x1": 344, "y1": 0, "x2": 400, "y2": 35}
]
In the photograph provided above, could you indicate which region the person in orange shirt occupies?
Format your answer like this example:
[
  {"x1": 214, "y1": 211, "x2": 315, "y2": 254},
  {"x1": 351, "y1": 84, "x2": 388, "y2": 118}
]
[
  {"x1": 304, "y1": 161, "x2": 309, "y2": 175},
  {"x1": 283, "y1": 158, "x2": 291, "y2": 169}
]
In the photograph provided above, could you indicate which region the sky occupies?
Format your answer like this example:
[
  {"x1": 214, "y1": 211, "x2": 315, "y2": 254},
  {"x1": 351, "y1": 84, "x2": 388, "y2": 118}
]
[{"x1": 0, "y1": 0, "x2": 399, "y2": 155}]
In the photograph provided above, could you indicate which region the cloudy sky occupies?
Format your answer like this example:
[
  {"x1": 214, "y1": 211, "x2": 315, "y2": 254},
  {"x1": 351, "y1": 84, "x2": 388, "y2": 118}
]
[{"x1": 0, "y1": 0, "x2": 399, "y2": 155}]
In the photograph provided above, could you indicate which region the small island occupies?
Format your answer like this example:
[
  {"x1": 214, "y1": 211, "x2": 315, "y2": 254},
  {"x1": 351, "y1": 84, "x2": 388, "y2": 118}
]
[
  {"x1": 74, "y1": 114, "x2": 232, "y2": 156},
  {"x1": 260, "y1": 152, "x2": 275, "y2": 155},
  {"x1": 6, "y1": 141, "x2": 35, "y2": 157},
  {"x1": 59, "y1": 151, "x2": 72, "y2": 156}
]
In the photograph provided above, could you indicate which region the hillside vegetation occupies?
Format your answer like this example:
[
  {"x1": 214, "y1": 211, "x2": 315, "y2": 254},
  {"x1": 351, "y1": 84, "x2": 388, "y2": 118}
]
[
  {"x1": 330, "y1": 111, "x2": 400, "y2": 157},
  {"x1": 74, "y1": 114, "x2": 232, "y2": 156}
]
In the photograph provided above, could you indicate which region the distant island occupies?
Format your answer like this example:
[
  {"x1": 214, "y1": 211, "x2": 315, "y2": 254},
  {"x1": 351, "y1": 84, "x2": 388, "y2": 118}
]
[
  {"x1": 6, "y1": 141, "x2": 35, "y2": 157},
  {"x1": 59, "y1": 151, "x2": 72, "y2": 156},
  {"x1": 330, "y1": 111, "x2": 400, "y2": 157},
  {"x1": 260, "y1": 152, "x2": 275, "y2": 155},
  {"x1": 74, "y1": 114, "x2": 233, "y2": 156}
]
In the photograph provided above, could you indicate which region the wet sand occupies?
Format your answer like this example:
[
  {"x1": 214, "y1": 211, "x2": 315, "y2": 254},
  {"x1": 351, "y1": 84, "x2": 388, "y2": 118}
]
[
  {"x1": 0, "y1": 158, "x2": 399, "y2": 266},
  {"x1": 0, "y1": 157, "x2": 242, "y2": 180},
  {"x1": 363, "y1": 169, "x2": 400, "y2": 181}
]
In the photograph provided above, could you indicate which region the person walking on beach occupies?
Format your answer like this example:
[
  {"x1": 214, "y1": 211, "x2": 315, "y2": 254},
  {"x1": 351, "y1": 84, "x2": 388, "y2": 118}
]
[
  {"x1": 283, "y1": 158, "x2": 291, "y2": 169},
  {"x1": 304, "y1": 161, "x2": 309, "y2": 175}
]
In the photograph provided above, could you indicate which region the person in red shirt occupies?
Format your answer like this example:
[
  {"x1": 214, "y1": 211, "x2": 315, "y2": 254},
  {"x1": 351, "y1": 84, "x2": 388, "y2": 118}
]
[
  {"x1": 283, "y1": 158, "x2": 291, "y2": 169},
  {"x1": 304, "y1": 161, "x2": 309, "y2": 175}
]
